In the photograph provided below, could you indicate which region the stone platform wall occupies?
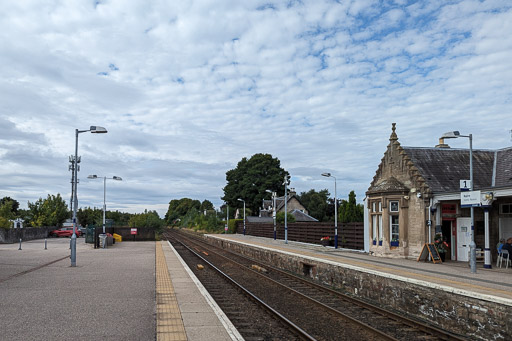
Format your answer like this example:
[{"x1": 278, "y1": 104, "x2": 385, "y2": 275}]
[{"x1": 205, "y1": 236, "x2": 511, "y2": 340}]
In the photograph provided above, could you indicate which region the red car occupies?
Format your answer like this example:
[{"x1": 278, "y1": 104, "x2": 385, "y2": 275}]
[{"x1": 50, "y1": 227, "x2": 82, "y2": 238}]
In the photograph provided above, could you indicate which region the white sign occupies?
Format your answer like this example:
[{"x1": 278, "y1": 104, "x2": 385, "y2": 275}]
[
  {"x1": 460, "y1": 180, "x2": 471, "y2": 191},
  {"x1": 461, "y1": 190, "x2": 481, "y2": 207}
]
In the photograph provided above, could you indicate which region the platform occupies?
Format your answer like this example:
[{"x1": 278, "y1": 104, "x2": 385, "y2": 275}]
[
  {"x1": 206, "y1": 234, "x2": 512, "y2": 302},
  {"x1": 0, "y1": 238, "x2": 241, "y2": 341}
]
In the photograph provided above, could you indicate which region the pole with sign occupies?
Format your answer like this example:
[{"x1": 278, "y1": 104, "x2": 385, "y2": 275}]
[{"x1": 131, "y1": 228, "x2": 137, "y2": 241}]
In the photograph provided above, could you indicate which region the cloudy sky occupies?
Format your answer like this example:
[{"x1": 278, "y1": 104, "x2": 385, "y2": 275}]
[{"x1": 1, "y1": 0, "x2": 511, "y2": 217}]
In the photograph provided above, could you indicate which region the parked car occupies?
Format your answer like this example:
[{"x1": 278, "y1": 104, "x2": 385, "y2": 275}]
[{"x1": 49, "y1": 227, "x2": 82, "y2": 238}]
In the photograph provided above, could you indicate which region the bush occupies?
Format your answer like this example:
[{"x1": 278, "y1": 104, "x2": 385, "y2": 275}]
[
  {"x1": 276, "y1": 212, "x2": 296, "y2": 224},
  {"x1": 0, "y1": 216, "x2": 11, "y2": 229}
]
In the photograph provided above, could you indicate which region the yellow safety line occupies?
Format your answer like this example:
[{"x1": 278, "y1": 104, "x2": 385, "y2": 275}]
[
  {"x1": 218, "y1": 236, "x2": 512, "y2": 299},
  {"x1": 156, "y1": 242, "x2": 188, "y2": 341}
]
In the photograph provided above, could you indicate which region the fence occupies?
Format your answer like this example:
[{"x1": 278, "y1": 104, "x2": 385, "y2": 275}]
[
  {"x1": 95, "y1": 226, "x2": 156, "y2": 241},
  {"x1": 235, "y1": 221, "x2": 364, "y2": 250}
]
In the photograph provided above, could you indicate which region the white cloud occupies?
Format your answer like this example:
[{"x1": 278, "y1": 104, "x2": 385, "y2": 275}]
[{"x1": 1, "y1": 0, "x2": 511, "y2": 217}]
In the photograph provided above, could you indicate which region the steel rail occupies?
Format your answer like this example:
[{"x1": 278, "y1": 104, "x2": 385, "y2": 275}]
[{"x1": 169, "y1": 234, "x2": 317, "y2": 341}]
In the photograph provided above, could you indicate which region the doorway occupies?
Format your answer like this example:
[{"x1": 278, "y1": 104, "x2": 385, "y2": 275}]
[
  {"x1": 441, "y1": 220, "x2": 453, "y2": 261},
  {"x1": 456, "y1": 218, "x2": 471, "y2": 262}
]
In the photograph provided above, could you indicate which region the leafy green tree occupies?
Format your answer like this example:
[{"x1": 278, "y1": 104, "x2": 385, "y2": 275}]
[
  {"x1": 339, "y1": 191, "x2": 364, "y2": 223},
  {"x1": 0, "y1": 198, "x2": 17, "y2": 220},
  {"x1": 76, "y1": 207, "x2": 103, "y2": 227},
  {"x1": 28, "y1": 194, "x2": 69, "y2": 227},
  {"x1": 276, "y1": 211, "x2": 296, "y2": 224},
  {"x1": 297, "y1": 189, "x2": 330, "y2": 221},
  {"x1": 0, "y1": 197, "x2": 19, "y2": 215},
  {"x1": 200, "y1": 199, "x2": 214, "y2": 212},
  {"x1": 129, "y1": 210, "x2": 164, "y2": 230},
  {"x1": 165, "y1": 198, "x2": 201, "y2": 224},
  {"x1": 222, "y1": 153, "x2": 289, "y2": 214}
]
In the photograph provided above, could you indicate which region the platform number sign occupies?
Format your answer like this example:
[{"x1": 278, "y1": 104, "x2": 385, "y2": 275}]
[{"x1": 460, "y1": 180, "x2": 471, "y2": 191}]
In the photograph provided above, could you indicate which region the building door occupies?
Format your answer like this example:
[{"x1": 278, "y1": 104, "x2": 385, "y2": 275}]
[
  {"x1": 456, "y1": 218, "x2": 471, "y2": 262},
  {"x1": 441, "y1": 220, "x2": 453, "y2": 260}
]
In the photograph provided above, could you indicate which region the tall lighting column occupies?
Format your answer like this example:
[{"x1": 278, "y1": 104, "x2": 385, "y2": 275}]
[
  {"x1": 441, "y1": 131, "x2": 476, "y2": 273},
  {"x1": 88, "y1": 175, "x2": 122, "y2": 234},
  {"x1": 283, "y1": 175, "x2": 290, "y2": 244},
  {"x1": 71, "y1": 126, "x2": 107, "y2": 267},
  {"x1": 237, "y1": 198, "x2": 246, "y2": 235},
  {"x1": 266, "y1": 190, "x2": 277, "y2": 240},
  {"x1": 322, "y1": 173, "x2": 338, "y2": 249}
]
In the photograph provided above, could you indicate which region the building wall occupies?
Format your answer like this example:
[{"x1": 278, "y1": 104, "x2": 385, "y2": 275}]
[{"x1": 367, "y1": 139, "x2": 429, "y2": 259}]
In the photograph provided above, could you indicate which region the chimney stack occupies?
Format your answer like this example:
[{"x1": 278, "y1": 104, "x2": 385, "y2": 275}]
[{"x1": 435, "y1": 138, "x2": 450, "y2": 148}]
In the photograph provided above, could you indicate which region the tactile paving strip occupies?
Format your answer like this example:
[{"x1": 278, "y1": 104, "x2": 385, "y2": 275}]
[{"x1": 156, "y1": 242, "x2": 188, "y2": 341}]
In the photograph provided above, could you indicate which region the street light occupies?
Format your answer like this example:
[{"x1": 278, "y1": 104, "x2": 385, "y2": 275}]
[
  {"x1": 71, "y1": 126, "x2": 107, "y2": 267},
  {"x1": 266, "y1": 190, "x2": 277, "y2": 240},
  {"x1": 322, "y1": 172, "x2": 338, "y2": 249},
  {"x1": 441, "y1": 130, "x2": 476, "y2": 273},
  {"x1": 88, "y1": 175, "x2": 122, "y2": 234},
  {"x1": 237, "y1": 198, "x2": 246, "y2": 235},
  {"x1": 283, "y1": 175, "x2": 291, "y2": 244}
]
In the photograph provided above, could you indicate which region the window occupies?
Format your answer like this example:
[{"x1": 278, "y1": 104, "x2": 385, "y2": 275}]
[
  {"x1": 390, "y1": 215, "x2": 399, "y2": 241},
  {"x1": 371, "y1": 200, "x2": 382, "y2": 241},
  {"x1": 500, "y1": 203, "x2": 512, "y2": 214},
  {"x1": 390, "y1": 201, "x2": 399, "y2": 212}
]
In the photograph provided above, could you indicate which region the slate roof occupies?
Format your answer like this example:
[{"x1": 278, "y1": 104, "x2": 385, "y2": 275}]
[
  {"x1": 403, "y1": 147, "x2": 496, "y2": 193},
  {"x1": 290, "y1": 209, "x2": 319, "y2": 222},
  {"x1": 495, "y1": 147, "x2": 512, "y2": 188}
]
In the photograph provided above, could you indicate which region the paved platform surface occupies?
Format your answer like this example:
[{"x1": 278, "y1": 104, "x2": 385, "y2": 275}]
[
  {"x1": 0, "y1": 238, "x2": 240, "y2": 341},
  {"x1": 207, "y1": 234, "x2": 512, "y2": 304}
]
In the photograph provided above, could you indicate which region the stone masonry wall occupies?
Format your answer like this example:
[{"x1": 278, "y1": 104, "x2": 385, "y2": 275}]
[{"x1": 206, "y1": 236, "x2": 511, "y2": 340}]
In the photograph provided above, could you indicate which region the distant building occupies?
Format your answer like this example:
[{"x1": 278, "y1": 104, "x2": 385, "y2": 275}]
[{"x1": 259, "y1": 189, "x2": 318, "y2": 222}]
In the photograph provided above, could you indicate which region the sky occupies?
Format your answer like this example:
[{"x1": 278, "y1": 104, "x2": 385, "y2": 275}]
[{"x1": 1, "y1": 0, "x2": 511, "y2": 218}]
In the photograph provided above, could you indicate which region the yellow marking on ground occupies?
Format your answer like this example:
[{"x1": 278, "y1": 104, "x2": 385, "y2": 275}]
[
  {"x1": 218, "y1": 236, "x2": 512, "y2": 299},
  {"x1": 156, "y1": 242, "x2": 188, "y2": 341}
]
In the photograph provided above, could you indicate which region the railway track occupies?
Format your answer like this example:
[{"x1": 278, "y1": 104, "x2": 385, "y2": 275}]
[{"x1": 166, "y1": 229, "x2": 465, "y2": 340}]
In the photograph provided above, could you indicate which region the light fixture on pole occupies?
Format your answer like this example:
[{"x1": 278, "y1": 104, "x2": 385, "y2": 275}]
[
  {"x1": 266, "y1": 190, "x2": 277, "y2": 240},
  {"x1": 283, "y1": 174, "x2": 290, "y2": 244},
  {"x1": 322, "y1": 172, "x2": 338, "y2": 249},
  {"x1": 441, "y1": 130, "x2": 477, "y2": 273},
  {"x1": 88, "y1": 175, "x2": 122, "y2": 234},
  {"x1": 71, "y1": 126, "x2": 107, "y2": 267},
  {"x1": 237, "y1": 198, "x2": 246, "y2": 235}
]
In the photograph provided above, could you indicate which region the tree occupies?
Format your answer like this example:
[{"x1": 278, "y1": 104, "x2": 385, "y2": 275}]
[
  {"x1": 276, "y1": 211, "x2": 296, "y2": 224},
  {"x1": 27, "y1": 194, "x2": 69, "y2": 227},
  {"x1": 200, "y1": 199, "x2": 214, "y2": 212},
  {"x1": 165, "y1": 198, "x2": 201, "y2": 224},
  {"x1": 129, "y1": 210, "x2": 164, "y2": 230},
  {"x1": 339, "y1": 191, "x2": 364, "y2": 223},
  {"x1": 222, "y1": 153, "x2": 289, "y2": 214},
  {"x1": 0, "y1": 198, "x2": 17, "y2": 220},
  {"x1": 0, "y1": 197, "x2": 19, "y2": 215},
  {"x1": 76, "y1": 207, "x2": 102, "y2": 227},
  {"x1": 297, "y1": 189, "x2": 330, "y2": 221}
]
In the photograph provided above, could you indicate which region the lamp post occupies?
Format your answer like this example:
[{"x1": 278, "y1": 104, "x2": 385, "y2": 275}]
[
  {"x1": 266, "y1": 190, "x2": 277, "y2": 240},
  {"x1": 71, "y1": 126, "x2": 107, "y2": 267},
  {"x1": 441, "y1": 131, "x2": 476, "y2": 273},
  {"x1": 322, "y1": 172, "x2": 338, "y2": 249},
  {"x1": 237, "y1": 198, "x2": 246, "y2": 235},
  {"x1": 283, "y1": 175, "x2": 290, "y2": 244},
  {"x1": 88, "y1": 175, "x2": 122, "y2": 234}
]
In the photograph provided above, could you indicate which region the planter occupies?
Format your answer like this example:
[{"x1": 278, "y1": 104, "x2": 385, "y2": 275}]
[
  {"x1": 378, "y1": 240, "x2": 382, "y2": 246},
  {"x1": 321, "y1": 240, "x2": 330, "y2": 247},
  {"x1": 390, "y1": 241, "x2": 399, "y2": 247},
  {"x1": 372, "y1": 240, "x2": 376, "y2": 245}
]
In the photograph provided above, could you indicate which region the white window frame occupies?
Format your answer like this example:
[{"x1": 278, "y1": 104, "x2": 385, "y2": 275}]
[
  {"x1": 389, "y1": 200, "x2": 399, "y2": 213},
  {"x1": 390, "y1": 215, "x2": 399, "y2": 241}
]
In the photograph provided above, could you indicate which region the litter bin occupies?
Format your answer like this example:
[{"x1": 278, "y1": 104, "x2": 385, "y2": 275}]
[
  {"x1": 106, "y1": 233, "x2": 113, "y2": 246},
  {"x1": 86, "y1": 225, "x2": 95, "y2": 244},
  {"x1": 99, "y1": 234, "x2": 107, "y2": 248}
]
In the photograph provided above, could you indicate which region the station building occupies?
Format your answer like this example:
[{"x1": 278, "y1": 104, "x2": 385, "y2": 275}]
[{"x1": 365, "y1": 123, "x2": 512, "y2": 267}]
